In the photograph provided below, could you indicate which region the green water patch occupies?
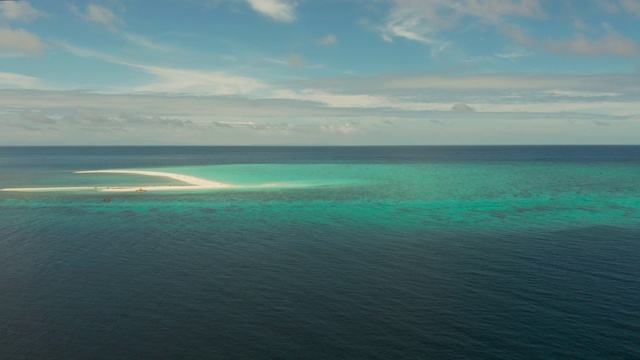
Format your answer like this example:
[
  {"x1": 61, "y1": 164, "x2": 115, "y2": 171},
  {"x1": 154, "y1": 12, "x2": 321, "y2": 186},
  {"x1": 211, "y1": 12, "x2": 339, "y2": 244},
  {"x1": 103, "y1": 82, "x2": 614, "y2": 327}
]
[
  {"x1": 3, "y1": 190, "x2": 638, "y2": 235},
  {"x1": 7, "y1": 161, "x2": 639, "y2": 196},
  {"x1": 3, "y1": 162, "x2": 639, "y2": 234}
]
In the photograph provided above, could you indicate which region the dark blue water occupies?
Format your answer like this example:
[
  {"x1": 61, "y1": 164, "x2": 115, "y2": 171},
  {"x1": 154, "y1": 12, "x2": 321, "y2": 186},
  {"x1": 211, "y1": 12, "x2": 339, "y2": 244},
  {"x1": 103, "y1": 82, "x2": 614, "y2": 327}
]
[{"x1": 1, "y1": 146, "x2": 639, "y2": 359}]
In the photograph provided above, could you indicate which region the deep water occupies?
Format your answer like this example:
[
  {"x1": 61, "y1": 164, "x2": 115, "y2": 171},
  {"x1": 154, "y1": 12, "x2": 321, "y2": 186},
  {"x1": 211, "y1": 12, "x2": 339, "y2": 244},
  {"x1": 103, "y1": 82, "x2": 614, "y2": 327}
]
[{"x1": 1, "y1": 146, "x2": 639, "y2": 359}]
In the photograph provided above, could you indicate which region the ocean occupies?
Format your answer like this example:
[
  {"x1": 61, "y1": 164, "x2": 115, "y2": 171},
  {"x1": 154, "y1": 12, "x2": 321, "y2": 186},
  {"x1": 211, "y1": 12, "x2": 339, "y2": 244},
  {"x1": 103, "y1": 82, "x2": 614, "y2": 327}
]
[{"x1": 1, "y1": 146, "x2": 639, "y2": 359}]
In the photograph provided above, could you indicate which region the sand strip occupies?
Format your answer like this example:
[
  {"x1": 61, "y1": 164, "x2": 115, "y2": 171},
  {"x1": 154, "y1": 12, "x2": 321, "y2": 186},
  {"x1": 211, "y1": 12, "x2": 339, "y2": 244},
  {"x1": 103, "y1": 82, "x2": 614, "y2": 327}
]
[
  {"x1": 76, "y1": 170, "x2": 232, "y2": 189},
  {"x1": 1, "y1": 186, "x2": 100, "y2": 192},
  {"x1": 1, "y1": 169, "x2": 233, "y2": 192}
]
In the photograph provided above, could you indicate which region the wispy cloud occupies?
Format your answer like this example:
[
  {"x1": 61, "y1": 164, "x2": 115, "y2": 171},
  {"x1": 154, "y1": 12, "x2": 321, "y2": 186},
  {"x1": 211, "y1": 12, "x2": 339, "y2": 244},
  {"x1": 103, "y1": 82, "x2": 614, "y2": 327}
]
[
  {"x1": 0, "y1": 28, "x2": 46, "y2": 56},
  {"x1": 60, "y1": 42, "x2": 123, "y2": 64},
  {"x1": 130, "y1": 66, "x2": 268, "y2": 95},
  {"x1": 68, "y1": 4, "x2": 179, "y2": 53},
  {"x1": 381, "y1": 9, "x2": 438, "y2": 45},
  {"x1": 21, "y1": 110, "x2": 56, "y2": 124},
  {"x1": 0, "y1": 72, "x2": 42, "y2": 88},
  {"x1": 495, "y1": 49, "x2": 532, "y2": 59},
  {"x1": 318, "y1": 34, "x2": 337, "y2": 46},
  {"x1": 458, "y1": 0, "x2": 544, "y2": 22},
  {"x1": 70, "y1": 4, "x2": 121, "y2": 31},
  {"x1": 2, "y1": 86, "x2": 638, "y2": 146},
  {"x1": 546, "y1": 32, "x2": 640, "y2": 57},
  {"x1": 120, "y1": 32, "x2": 179, "y2": 53},
  {"x1": 270, "y1": 89, "x2": 393, "y2": 109},
  {"x1": 0, "y1": 0, "x2": 44, "y2": 22},
  {"x1": 263, "y1": 53, "x2": 323, "y2": 69},
  {"x1": 380, "y1": 73, "x2": 640, "y2": 93},
  {"x1": 2, "y1": 0, "x2": 639, "y2": 145},
  {"x1": 381, "y1": 0, "x2": 640, "y2": 60},
  {"x1": 61, "y1": 43, "x2": 267, "y2": 95},
  {"x1": 621, "y1": 0, "x2": 640, "y2": 16},
  {"x1": 380, "y1": 0, "x2": 544, "y2": 47},
  {"x1": 246, "y1": 0, "x2": 296, "y2": 22},
  {"x1": 320, "y1": 122, "x2": 365, "y2": 135},
  {"x1": 284, "y1": 72, "x2": 640, "y2": 117}
]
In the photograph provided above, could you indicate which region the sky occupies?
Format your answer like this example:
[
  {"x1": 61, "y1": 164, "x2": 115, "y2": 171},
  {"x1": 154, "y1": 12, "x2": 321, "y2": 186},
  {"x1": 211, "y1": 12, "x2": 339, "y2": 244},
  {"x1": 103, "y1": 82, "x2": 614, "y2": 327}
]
[{"x1": 0, "y1": 0, "x2": 639, "y2": 145}]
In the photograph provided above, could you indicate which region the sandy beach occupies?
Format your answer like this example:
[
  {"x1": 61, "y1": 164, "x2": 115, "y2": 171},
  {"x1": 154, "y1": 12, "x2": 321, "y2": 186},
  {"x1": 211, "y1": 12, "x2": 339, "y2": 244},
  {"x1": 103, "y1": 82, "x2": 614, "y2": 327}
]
[
  {"x1": 0, "y1": 186, "x2": 101, "y2": 192},
  {"x1": 1, "y1": 169, "x2": 233, "y2": 192}
]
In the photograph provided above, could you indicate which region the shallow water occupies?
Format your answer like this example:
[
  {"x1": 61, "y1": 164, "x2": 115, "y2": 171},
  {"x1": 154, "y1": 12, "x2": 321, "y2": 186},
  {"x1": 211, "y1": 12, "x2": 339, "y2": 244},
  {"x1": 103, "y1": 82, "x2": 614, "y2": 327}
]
[{"x1": 1, "y1": 146, "x2": 639, "y2": 359}]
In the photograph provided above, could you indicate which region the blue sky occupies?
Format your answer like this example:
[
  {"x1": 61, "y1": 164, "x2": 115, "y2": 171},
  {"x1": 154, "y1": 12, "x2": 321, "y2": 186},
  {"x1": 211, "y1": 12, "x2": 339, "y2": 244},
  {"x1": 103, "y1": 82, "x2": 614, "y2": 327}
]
[{"x1": 1, "y1": 0, "x2": 639, "y2": 145}]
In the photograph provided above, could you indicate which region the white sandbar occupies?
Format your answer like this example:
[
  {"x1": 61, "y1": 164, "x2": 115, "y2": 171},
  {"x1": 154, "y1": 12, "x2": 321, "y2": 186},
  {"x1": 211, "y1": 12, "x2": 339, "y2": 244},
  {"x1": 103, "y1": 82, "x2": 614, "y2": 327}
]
[
  {"x1": 1, "y1": 169, "x2": 234, "y2": 192},
  {"x1": 1, "y1": 186, "x2": 100, "y2": 192}
]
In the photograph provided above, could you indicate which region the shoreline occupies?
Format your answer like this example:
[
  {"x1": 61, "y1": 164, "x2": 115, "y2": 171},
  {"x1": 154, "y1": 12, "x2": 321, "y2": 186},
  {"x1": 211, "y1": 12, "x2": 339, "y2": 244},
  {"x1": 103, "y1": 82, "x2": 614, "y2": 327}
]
[{"x1": 1, "y1": 169, "x2": 234, "y2": 192}]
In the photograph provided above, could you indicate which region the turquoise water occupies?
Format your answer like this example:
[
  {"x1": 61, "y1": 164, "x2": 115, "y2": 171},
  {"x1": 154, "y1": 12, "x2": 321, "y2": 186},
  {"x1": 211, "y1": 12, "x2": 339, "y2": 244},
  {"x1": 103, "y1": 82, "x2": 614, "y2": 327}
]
[
  {"x1": 1, "y1": 146, "x2": 639, "y2": 359},
  {"x1": 7, "y1": 161, "x2": 639, "y2": 231}
]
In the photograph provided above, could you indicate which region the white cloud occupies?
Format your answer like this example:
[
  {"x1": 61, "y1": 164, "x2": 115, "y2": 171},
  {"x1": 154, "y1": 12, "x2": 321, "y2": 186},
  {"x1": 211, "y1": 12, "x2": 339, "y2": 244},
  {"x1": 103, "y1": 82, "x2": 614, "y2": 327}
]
[
  {"x1": 70, "y1": 4, "x2": 173, "y2": 52},
  {"x1": 381, "y1": 0, "x2": 544, "y2": 46},
  {"x1": 61, "y1": 42, "x2": 267, "y2": 96},
  {"x1": 380, "y1": 73, "x2": 638, "y2": 92},
  {"x1": 380, "y1": 0, "x2": 639, "y2": 59},
  {"x1": 86, "y1": 5, "x2": 118, "y2": 25},
  {"x1": 495, "y1": 49, "x2": 533, "y2": 59},
  {"x1": 70, "y1": 3, "x2": 184, "y2": 53},
  {"x1": 21, "y1": 110, "x2": 56, "y2": 124},
  {"x1": 381, "y1": 6, "x2": 438, "y2": 45},
  {"x1": 17, "y1": 41, "x2": 640, "y2": 131},
  {"x1": 546, "y1": 33, "x2": 640, "y2": 57},
  {"x1": 121, "y1": 33, "x2": 178, "y2": 53},
  {"x1": 286, "y1": 72, "x2": 640, "y2": 117},
  {"x1": 246, "y1": 0, "x2": 296, "y2": 22},
  {"x1": 8, "y1": 88, "x2": 638, "y2": 119},
  {"x1": 1, "y1": 79, "x2": 639, "y2": 145},
  {"x1": 318, "y1": 34, "x2": 338, "y2": 46},
  {"x1": 265, "y1": 53, "x2": 323, "y2": 69},
  {"x1": 60, "y1": 42, "x2": 122, "y2": 63},
  {"x1": 621, "y1": 0, "x2": 640, "y2": 16},
  {"x1": 0, "y1": 27, "x2": 46, "y2": 56},
  {"x1": 0, "y1": 89, "x2": 364, "y2": 119},
  {"x1": 459, "y1": 0, "x2": 544, "y2": 22},
  {"x1": 214, "y1": 121, "x2": 256, "y2": 126},
  {"x1": 271, "y1": 89, "x2": 392, "y2": 109},
  {"x1": 320, "y1": 122, "x2": 364, "y2": 135},
  {"x1": 0, "y1": 1, "x2": 43, "y2": 22},
  {"x1": 270, "y1": 89, "x2": 460, "y2": 112},
  {"x1": 70, "y1": 4, "x2": 121, "y2": 31},
  {"x1": 131, "y1": 66, "x2": 268, "y2": 95},
  {"x1": 501, "y1": 24, "x2": 536, "y2": 46},
  {"x1": 0, "y1": 72, "x2": 41, "y2": 88},
  {"x1": 546, "y1": 90, "x2": 620, "y2": 97}
]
